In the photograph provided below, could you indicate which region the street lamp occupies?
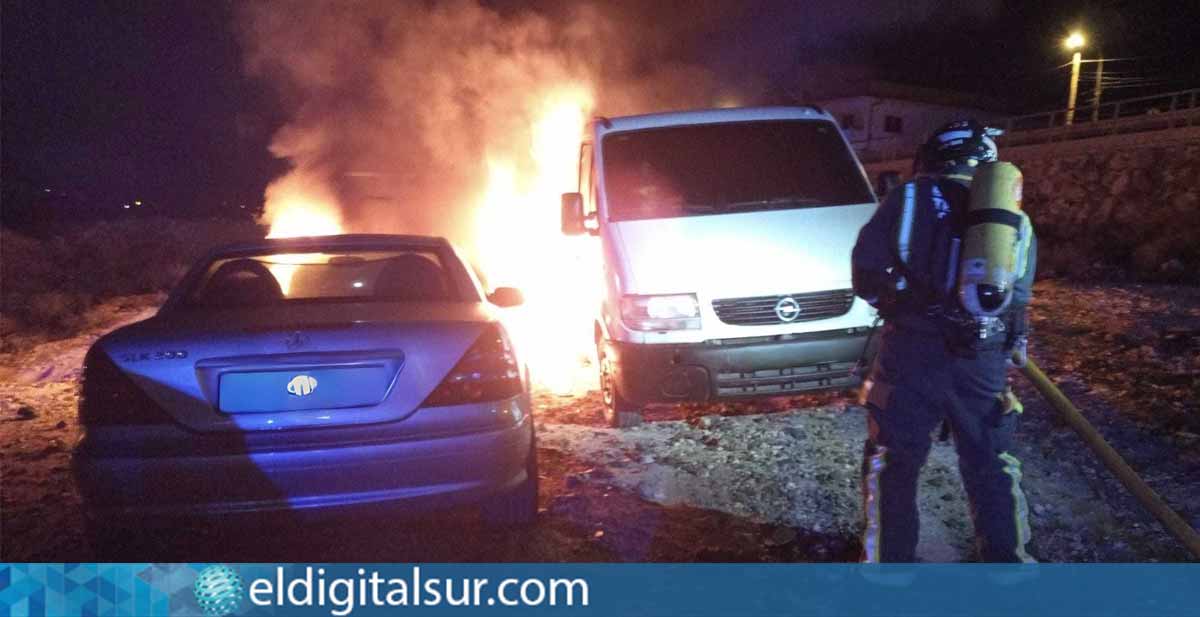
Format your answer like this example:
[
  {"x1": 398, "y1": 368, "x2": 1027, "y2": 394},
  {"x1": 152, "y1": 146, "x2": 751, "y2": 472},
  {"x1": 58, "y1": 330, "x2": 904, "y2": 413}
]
[{"x1": 1064, "y1": 32, "x2": 1086, "y2": 125}]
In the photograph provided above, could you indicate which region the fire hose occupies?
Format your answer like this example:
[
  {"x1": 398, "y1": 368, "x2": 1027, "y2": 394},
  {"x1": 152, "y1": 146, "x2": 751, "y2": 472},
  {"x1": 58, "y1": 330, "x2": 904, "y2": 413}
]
[{"x1": 1019, "y1": 358, "x2": 1200, "y2": 559}]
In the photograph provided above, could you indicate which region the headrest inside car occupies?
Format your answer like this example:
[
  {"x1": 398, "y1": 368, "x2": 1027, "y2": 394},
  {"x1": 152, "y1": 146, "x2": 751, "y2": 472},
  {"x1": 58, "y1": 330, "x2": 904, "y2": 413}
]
[
  {"x1": 204, "y1": 259, "x2": 284, "y2": 306},
  {"x1": 374, "y1": 254, "x2": 448, "y2": 301}
]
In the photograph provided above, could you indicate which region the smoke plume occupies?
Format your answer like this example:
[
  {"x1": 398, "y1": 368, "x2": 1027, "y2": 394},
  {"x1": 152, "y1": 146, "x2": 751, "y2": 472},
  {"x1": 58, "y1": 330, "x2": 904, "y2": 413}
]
[{"x1": 237, "y1": 1, "x2": 723, "y2": 250}]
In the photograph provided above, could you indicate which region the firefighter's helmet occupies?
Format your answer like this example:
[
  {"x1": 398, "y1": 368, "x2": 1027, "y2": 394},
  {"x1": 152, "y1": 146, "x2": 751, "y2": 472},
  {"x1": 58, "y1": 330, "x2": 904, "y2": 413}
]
[{"x1": 915, "y1": 119, "x2": 1004, "y2": 173}]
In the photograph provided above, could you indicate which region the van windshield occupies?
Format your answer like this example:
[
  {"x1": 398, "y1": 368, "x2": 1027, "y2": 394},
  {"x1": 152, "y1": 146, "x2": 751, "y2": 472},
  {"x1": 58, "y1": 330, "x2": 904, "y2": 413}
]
[{"x1": 602, "y1": 120, "x2": 873, "y2": 222}]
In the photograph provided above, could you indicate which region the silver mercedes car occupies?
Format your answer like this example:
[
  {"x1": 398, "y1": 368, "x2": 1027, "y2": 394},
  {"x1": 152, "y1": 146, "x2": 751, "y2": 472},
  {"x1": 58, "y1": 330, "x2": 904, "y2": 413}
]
[{"x1": 72, "y1": 234, "x2": 536, "y2": 547}]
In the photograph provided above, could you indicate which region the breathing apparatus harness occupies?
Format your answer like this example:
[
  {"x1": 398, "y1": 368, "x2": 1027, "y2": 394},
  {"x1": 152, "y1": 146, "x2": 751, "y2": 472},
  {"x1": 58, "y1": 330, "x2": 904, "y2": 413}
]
[{"x1": 880, "y1": 120, "x2": 1030, "y2": 358}]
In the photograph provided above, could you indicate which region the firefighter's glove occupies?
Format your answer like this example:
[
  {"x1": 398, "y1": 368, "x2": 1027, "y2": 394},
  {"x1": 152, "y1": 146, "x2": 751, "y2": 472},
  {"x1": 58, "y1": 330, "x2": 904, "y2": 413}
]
[
  {"x1": 1001, "y1": 388, "x2": 1024, "y2": 415},
  {"x1": 1007, "y1": 336, "x2": 1028, "y2": 368}
]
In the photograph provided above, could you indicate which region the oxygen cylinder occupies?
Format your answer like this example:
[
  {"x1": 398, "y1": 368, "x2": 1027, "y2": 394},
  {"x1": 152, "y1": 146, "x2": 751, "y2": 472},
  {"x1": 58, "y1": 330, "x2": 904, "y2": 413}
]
[{"x1": 957, "y1": 161, "x2": 1025, "y2": 318}]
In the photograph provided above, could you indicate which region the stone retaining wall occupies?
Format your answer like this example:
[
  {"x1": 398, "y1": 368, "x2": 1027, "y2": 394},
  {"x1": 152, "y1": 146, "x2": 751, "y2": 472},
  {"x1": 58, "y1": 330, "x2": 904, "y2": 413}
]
[{"x1": 864, "y1": 126, "x2": 1200, "y2": 282}]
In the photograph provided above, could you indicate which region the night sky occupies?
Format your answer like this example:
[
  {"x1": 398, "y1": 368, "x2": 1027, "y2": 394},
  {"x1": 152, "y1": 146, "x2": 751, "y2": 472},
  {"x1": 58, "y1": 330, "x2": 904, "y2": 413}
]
[{"x1": 3, "y1": 0, "x2": 1198, "y2": 226}]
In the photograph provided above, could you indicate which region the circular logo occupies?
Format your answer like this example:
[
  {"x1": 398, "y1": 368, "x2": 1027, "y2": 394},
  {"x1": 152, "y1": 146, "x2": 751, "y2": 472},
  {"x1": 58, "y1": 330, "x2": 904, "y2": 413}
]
[
  {"x1": 774, "y1": 297, "x2": 802, "y2": 322},
  {"x1": 194, "y1": 565, "x2": 243, "y2": 617},
  {"x1": 286, "y1": 374, "x2": 319, "y2": 397}
]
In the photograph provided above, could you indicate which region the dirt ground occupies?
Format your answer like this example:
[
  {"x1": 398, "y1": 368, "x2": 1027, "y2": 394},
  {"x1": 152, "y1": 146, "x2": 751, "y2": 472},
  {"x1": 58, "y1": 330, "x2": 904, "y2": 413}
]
[{"x1": 2, "y1": 282, "x2": 1198, "y2": 562}]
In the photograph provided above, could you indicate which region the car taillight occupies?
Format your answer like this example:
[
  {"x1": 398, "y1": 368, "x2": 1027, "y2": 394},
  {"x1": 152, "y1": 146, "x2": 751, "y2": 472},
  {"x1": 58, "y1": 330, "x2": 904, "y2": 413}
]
[
  {"x1": 422, "y1": 324, "x2": 523, "y2": 407},
  {"x1": 79, "y1": 348, "x2": 172, "y2": 425}
]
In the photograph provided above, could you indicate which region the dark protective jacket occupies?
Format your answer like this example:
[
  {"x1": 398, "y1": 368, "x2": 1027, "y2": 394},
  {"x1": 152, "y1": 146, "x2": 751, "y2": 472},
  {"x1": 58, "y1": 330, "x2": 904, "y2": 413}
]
[
  {"x1": 851, "y1": 165, "x2": 1040, "y2": 562},
  {"x1": 851, "y1": 167, "x2": 1036, "y2": 348}
]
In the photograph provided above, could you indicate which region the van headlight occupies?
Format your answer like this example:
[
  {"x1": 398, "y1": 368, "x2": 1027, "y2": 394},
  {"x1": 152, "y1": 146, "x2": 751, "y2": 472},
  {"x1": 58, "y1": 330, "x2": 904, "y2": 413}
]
[{"x1": 620, "y1": 294, "x2": 701, "y2": 331}]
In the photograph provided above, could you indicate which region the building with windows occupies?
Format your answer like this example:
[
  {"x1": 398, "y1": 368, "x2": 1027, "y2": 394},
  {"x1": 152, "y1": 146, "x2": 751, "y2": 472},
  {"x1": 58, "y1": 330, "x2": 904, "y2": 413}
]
[{"x1": 815, "y1": 81, "x2": 1006, "y2": 164}]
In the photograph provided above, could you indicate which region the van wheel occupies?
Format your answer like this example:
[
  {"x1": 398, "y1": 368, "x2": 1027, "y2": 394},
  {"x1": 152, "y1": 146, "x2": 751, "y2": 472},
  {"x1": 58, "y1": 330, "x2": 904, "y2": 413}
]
[
  {"x1": 481, "y1": 432, "x2": 538, "y2": 528},
  {"x1": 597, "y1": 343, "x2": 642, "y2": 428}
]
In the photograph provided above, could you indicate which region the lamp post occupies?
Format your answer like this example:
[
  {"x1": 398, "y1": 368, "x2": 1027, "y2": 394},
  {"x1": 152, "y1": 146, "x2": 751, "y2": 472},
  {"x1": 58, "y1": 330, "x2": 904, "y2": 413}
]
[
  {"x1": 1064, "y1": 32, "x2": 1086, "y2": 125},
  {"x1": 1092, "y1": 55, "x2": 1104, "y2": 122}
]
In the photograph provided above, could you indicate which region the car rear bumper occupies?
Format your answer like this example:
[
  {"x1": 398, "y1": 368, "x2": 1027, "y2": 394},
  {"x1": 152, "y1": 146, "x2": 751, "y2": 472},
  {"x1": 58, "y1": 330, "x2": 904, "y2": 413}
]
[
  {"x1": 606, "y1": 328, "x2": 874, "y2": 405},
  {"x1": 73, "y1": 411, "x2": 533, "y2": 520}
]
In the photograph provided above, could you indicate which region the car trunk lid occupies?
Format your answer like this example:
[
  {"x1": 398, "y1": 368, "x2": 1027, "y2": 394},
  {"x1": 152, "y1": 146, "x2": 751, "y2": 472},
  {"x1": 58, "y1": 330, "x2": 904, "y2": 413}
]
[{"x1": 97, "y1": 302, "x2": 489, "y2": 432}]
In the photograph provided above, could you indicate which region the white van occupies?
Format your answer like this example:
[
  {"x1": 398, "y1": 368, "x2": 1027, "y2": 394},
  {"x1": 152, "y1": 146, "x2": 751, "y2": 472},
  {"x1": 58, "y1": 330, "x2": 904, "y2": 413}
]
[{"x1": 561, "y1": 106, "x2": 880, "y2": 426}]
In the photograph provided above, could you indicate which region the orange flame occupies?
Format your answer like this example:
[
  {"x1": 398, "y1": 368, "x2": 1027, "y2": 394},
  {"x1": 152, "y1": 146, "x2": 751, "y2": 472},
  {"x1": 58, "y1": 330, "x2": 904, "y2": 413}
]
[
  {"x1": 256, "y1": 90, "x2": 601, "y2": 393},
  {"x1": 475, "y1": 88, "x2": 602, "y2": 394},
  {"x1": 266, "y1": 205, "x2": 342, "y2": 240},
  {"x1": 261, "y1": 176, "x2": 345, "y2": 293},
  {"x1": 264, "y1": 179, "x2": 343, "y2": 239}
]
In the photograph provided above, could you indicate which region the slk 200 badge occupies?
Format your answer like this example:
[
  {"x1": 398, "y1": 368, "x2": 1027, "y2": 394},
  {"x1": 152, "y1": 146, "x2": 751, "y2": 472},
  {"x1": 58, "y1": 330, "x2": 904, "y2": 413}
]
[{"x1": 121, "y1": 350, "x2": 188, "y2": 362}]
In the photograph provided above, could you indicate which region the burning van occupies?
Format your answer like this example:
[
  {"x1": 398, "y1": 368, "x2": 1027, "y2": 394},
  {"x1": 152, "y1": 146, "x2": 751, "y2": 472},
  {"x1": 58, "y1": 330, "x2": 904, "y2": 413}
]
[{"x1": 561, "y1": 106, "x2": 880, "y2": 426}]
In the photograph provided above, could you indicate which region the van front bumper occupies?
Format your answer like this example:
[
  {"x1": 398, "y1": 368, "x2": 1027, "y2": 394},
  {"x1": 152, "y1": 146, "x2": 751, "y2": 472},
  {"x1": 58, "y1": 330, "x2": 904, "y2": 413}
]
[{"x1": 605, "y1": 328, "x2": 875, "y2": 404}]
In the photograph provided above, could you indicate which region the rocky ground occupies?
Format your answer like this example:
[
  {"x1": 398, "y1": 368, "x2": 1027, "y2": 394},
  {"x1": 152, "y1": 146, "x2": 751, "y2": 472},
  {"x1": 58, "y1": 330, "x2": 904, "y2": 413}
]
[{"x1": 1, "y1": 281, "x2": 1197, "y2": 562}]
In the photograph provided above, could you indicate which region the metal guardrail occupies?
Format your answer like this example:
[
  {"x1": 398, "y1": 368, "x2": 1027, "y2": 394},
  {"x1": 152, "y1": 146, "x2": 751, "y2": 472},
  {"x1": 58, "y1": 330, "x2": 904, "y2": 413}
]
[
  {"x1": 1001, "y1": 87, "x2": 1200, "y2": 132},
  {"x1": 998, "y1": 87, "x2": 1200, "y2": 148},
  {"x1": 857, "y1": 87, "x2": 1200, "y2": 164}
]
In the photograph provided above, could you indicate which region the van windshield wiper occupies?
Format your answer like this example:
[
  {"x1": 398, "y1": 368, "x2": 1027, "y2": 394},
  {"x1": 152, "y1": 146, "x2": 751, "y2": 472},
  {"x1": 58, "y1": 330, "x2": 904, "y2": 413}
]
[
  {"x1": 721, "y1": 196, "x2": 826, "y2": 212},
  {"x1": 679, "y1": 197, "x2": 827, "y2": 214},
  {"x1": 679, "y1": 203, "x2": 723, "y2": 213}
]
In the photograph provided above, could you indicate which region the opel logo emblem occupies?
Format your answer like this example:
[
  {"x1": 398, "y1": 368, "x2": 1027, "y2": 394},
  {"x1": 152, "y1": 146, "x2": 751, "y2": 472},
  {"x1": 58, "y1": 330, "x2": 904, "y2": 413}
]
[
  {"x1": 286, "y1": 375, "x2": 318, "y2": 397},
  {"x1": 774, "y1": 297, "x2": 802, "y2": 322}
]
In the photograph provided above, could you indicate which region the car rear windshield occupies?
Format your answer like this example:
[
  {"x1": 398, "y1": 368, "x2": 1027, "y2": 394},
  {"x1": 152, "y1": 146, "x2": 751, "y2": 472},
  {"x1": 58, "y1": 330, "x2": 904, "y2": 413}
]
[
  {"x1": 602, "y1": 120, "x2": 873, "y2": 222},
  {"x1": 186, "y1": 248, "x2": 468, "y2": 307}
]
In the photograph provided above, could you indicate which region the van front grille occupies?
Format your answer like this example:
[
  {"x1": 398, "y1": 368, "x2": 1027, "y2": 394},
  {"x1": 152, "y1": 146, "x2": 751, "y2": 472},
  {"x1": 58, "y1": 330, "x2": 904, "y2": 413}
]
[
  {"x1": 712, "y1": 289, "x2": 855, "y2": 326},
  {"x1": 716, "y1": 361, "x2": 861, "y2": 397}
]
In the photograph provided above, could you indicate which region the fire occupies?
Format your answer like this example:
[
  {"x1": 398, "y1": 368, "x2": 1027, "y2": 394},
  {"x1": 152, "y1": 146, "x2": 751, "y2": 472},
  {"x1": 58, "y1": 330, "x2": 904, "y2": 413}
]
[
  {"x1": 266, "y1": 205, "x2": 342, "y2": 240},
  {"x1": 260, "y1": 180, "x2": 340, "y2": 237},
  {"x1": 256, "y1": 89, "x2": 602, "y2": 393},
  {"x1": 262, "y1": 177, "x2": 345, "y2": 293},
  {"x1": 475, "y1": 88, "x2": 602, "y2": 394}
]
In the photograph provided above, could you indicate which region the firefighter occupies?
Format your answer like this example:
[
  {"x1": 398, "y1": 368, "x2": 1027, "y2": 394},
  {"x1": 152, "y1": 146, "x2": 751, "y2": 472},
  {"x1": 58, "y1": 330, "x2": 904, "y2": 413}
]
[{"x1": 851, "y1": 119, "x2": 1038, "y2": 562}]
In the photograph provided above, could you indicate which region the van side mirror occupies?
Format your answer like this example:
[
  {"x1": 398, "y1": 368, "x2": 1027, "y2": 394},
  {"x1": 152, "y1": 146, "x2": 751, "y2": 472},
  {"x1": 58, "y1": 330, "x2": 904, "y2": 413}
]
[
  {"x1": 488, "y1": 287, "x2": 524, "y2": 308},
  {"x1": 561, "y1": 192, "x2": 586, "y2": 236},
  {"x1": 876, "y1": 171, "x2": 901, "y2": 199}
]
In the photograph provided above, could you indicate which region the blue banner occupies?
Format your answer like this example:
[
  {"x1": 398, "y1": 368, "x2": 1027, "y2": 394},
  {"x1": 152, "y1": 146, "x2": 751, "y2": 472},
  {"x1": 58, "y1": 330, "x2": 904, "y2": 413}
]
[{"x1": 2, "y1": 563, "x2": 1198, "y2": 616}]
